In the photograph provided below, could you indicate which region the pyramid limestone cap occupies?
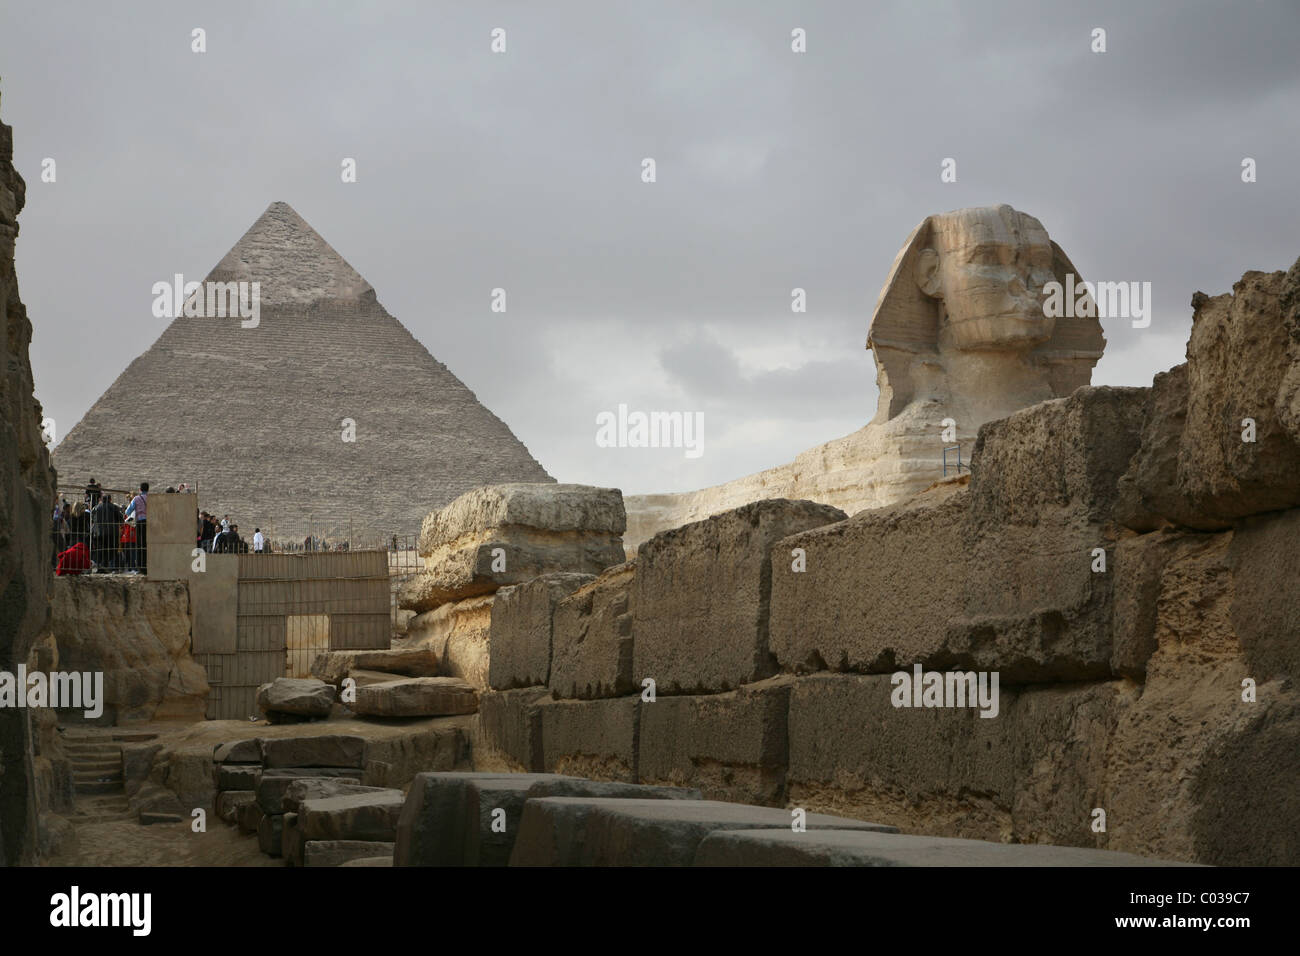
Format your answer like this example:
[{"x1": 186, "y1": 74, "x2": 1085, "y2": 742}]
[
  {"x1": 418, "y1": 483, "x2": 627, "y2": 555},
  {"x1": 204, "y1": 201, "x2": 375, "y2": 306}
]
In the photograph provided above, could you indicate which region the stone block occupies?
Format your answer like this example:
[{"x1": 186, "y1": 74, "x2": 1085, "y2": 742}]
[
  {"x1": 633, "y1": 499, "x2": 847, "y2": 694},
  {"x1": 352, "y1": 677, "x2": 479, "y2": 717},
  {"x1": 257, "y1": 812, "x2": 284, "y2": 857},
  {"x1": 237, "y1": 799, "x2": 263, "y2": 835},
  {"x1": 538, "y1": 696, "x2": 639, "y2": 782},
  {"x1": 260, "y1": 735, "x2": 366, "y2": 769},
  {"x1": 299, "y1": 789, "x2": 405, "y2": 843},
  {"x1": 637, "y1": 677, "x2": 792, "y2": 806},
  {"x1": 403, "y1": 484, "x2": 626, "y2": 612},
  {"x1": 1111, "y1": 531, "x2": 1194, "y2": 677},
  {"x1": 404, "y1": 595, "x2": 495, "y2": 690},
  {"x1": 361, "y1": 721, "x2": 471, "y2": 789},
  {"x1": 310, "y1": 647, "x2": 440, "y2": 685},
  {"x1": 550, "y1": 562, "x2": 636, "y2": 699},
  {"x1": 304, "y1": 840, "x2": 397, "y2": 867},
  {"x1": 693, "y1": 829, "x2": 1196, "y2": 867},
  {"x1": 256, "y1": 769, "x2": 362, "y2": 814},
  {"x1": 256, "y1": 677, "x2": 334, "y2": 719},
  {"x1": 282, "y1": 812, "x2": 302, "y2": 866},
  {"x1": 510, "y1": 797, "x2": 895, "y2": 866},
  {"x1": 213, "y1": 739, "x2": 261, "y2": 764},
  {"x1": 215, "y1": 764, "x2": 260, "y2": 792},
  {"x1": 477, "y1": 688, "x2": 550, "y2": 771},
  {"x1": 489, "y1": 572, "x2": 595, "y2": 690},
  {"x1": 282, "y1": 778, "x2": 389, "y2": 815},
  {"x1": 216, "y1": 789, "x2": 256, "y2": 824},
  {"x1": 394, "y1": 772, "x2": 576, "y2": 866},
  {"x1": 769, "y1": 482, "x2": 968, "y2": 674}
]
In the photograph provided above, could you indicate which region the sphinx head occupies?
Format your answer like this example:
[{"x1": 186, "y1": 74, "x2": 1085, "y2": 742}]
[{"x1": 867, "y1": 204, "x2": 1105, "y2": 420}]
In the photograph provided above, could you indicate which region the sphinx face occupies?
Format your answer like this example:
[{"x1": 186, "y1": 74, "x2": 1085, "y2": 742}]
[{"x1": 917, "y1": 205, "x2": 1059, "y2": 351}]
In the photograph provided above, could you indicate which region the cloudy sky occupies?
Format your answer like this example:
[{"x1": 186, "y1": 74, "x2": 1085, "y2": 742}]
[{"x1": 4, "y1": 0, "x2": 1298, "y2": 495}]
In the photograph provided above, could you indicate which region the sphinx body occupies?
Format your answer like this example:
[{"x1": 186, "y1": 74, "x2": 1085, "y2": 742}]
[{"x1": 622, "y1": 205, "x2": 1106, "y2": 552}]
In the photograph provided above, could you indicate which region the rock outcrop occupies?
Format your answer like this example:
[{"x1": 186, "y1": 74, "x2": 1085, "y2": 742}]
[{"x1": 0, "y1": 98, "x2": 60, "y2": 864}]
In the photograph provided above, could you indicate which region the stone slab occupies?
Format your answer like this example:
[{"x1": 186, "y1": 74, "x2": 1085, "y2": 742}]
[
  {"x1": 538, "y1": 696, "x2": 639, "y2": 782},
  {"x1": 352, "y1": 677, "x2": 479, "y2": 718},
  {"x1": 477, "y1": 688, "x2": 550, "y2": 771},
  {"x1": 260, "y1": 734, "x2": 366, "y2": 769},
  {"x1": 633, "y1": 499, "x2": 846, "y2": 693},
  {"x1": 256, "y1": 769, "x2": 362, "y2": 815},
  {"x1": 488, "y1": 572, "x2": 595, "y2": 690},
  {"x1": 510, "y1": 797, "x2": 895, "y2": 866},
  {"x1": 300, "y1": 789, "x2": 405, "y2": 843},
  {"x1": 304, "y1": 840, "x2": 397, "y2": 868},
  {"x1": 549, "y1": 562, "x2": 636, "y2": 699}
]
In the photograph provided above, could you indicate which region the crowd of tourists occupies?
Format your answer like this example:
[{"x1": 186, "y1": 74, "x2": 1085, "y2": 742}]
[{"x1": 52, "y1": 478, "x2": 268, "y2": 576}]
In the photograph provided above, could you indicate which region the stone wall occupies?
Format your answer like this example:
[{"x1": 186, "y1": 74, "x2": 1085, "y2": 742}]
[
  {"x1": 50, "y1": 577, "x2": 209, "y2": 724},
  {"x1": 475, "y1": 261, "x2": 1300, "y2": 865},
  {"x1": 0, "y1": 96, "x2": 59, "y2": 864}
]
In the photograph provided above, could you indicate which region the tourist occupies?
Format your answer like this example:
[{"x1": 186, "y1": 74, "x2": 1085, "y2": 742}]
[
  {"x1": 221, "y1": 514, "x2": 230, "y2": 533},
  {"x1": 123, "y1": 481, "x2": 149, "y2": 573},
  {"x1": 252, "y1": 527, "x2": 265, "y2": 553},
  {"x1": 90, "y1": 493, "x2": 123, "y2": 571},
  {"x1": 55, "y1": 540, "x2": 91, "y2": 576},
  {"x1": 67, "y1": 501, "x2": 91, "y2": 550},
  {"x1": 230, "y1": 524, "x2": 249, "y2": 553},
  {"x1": 51, "y1": 498, "x2": 68, "y2": 566},
  {"x1": 84, "y1": 477, "x2": 102, "y2": 509},
  {"x1": 199, "y1": 512, "x2": 217, "y2": 551}
]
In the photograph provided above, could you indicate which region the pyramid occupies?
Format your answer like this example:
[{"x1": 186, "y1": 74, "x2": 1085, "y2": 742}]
[{"x1": 52, "y1": 201, "x2": 553, "y2": 542}]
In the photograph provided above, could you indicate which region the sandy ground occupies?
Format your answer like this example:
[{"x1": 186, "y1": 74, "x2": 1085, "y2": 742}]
[{"x1": 43, "y1": 819, "x2": 279, "y2": 867}]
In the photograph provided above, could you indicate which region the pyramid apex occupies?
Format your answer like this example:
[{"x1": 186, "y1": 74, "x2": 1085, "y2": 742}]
[{"x1": 204, "y1": 201, "x2": 374, "y2": 306}]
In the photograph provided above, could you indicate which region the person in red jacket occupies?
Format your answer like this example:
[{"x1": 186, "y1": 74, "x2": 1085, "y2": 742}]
[{"x1": 55, "y1": 540, "x2": 91, "y2": 576}]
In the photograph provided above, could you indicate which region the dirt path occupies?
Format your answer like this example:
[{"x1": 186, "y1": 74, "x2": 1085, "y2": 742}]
[{"x1": 44, "y1": 818, "x2": 279, "y2": 867}]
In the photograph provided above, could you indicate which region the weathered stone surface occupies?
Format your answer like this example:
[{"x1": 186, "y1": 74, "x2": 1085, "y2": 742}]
[
  {"x1": 526, "y1": 778, "x2": 702, "y2": 801},
  {"x1": 360, "y1": 720, "x2": 472, "y2": 789},
  {"x1": 282, "y1": 812, "x2": 302, "y2": 866},
  {"x1": 402, "y1": 595, "x2": 494, "y2": 689},
  {"x1": 215, "y1": 764, "x2": 260, "y2": 792},
  {"x1": 638, "y1": 677, "x2": 792, "y2": 806},
  {"x1": 476, "y1": 688, "x2": 550, "y2": 771},
  {"x1": 786, "y1": 673, "x2": 1132, "y2": 847},
  {"x1": 693, "y1": 829, "x2": 1196, "y2": 867},
  {"x1": 538, "y1": 696, "x2": 639, "y2": 782},
  {"x1": 353, "y1": 677, "x2": 479, "y2": 718},
  {"x1": 256, "y1": 769, "x2": 362, "y2": 814},
  {"x1": 311, "y1": 648, "x2": 440, "y2": 685},
  {"x1": 633, "y1": 499, "x2": 847, "y2": 694},
  {"x1": 216, "y1": 790, "x2": 256, "y2": 824},
  {"x1": 260, "y1": 735, "x2": 365, "y2": 769},
  {"x1": 489, "y1": 573, "x2": 594, "y2": 690},
  {"x1": 50, "y1": 577, "x2": 209, "y2": 723},
  {"x1": 339, "y1": 855, "x2": 393, "y2": 866},
  {"x1": 511, "y1": 797, "x2": 896, "y2": 867},
  {"x1": 257, "y1": 812, "x2": 284, "y2": 857},
  {"x1": 394, "y1": 771, "x2": 575, "y2": 866},
  {"x1": 122, "y1": 742, "x2": 162, "y2": 799},
  {"x1": 770, "y1": 481, "x2": 968, "y2": 675},
  {"x1": 305, "y1": 840, "x2": 396, "y2": 867},
  {"x1": 550, "y1": 562, "x2": 636, "y2": 699},
  {"x1": 402, "y1": 484, "x2": 626, "y2": 612},
  {"x1": 282, "y1": 778, "x2": 388, "y2": 815},
  {"x1": 951, "y1": 387, "x2": 1148, "y2": 681},
  {"x1": 237, "y1": 799, "x2": 263, "y2": 835},
  {"x1": 1104, "y1": 528, "x2": 1300, "y2": 865},
  {"x1": 256, "y1": 677, "x2": 334, "y2": 719},
  {"x1": 213, "y1": 739, "x2": 261, "y2": 764},
  {"x1": 1110, "y1": 531, "x2": 1194, "y2": 678},
  {"x1": 0, "y1": 102, "x2": 57, "y2": 864},
  {"x1": 299, "y1": 789, "x2": 405, "y2": 843},
  {"x1": 1120, "y1": 266, "x2": 1300, "y2": 529}
]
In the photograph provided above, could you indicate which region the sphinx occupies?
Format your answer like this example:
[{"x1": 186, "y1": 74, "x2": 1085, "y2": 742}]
[{"x1": 622, "y1": 204, "x2": 1106, "y2": 552}]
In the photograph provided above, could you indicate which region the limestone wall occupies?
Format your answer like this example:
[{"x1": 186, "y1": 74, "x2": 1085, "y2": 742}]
[
  {"x1": 51, "y1": 577, "x2": 209, "y2": 724},
  {"x1": 476, "y1": 260, "x2": 1300, "y2": 865},
  {"x1": 0, "y1": 97, "x2": 60, "y2": 864}
]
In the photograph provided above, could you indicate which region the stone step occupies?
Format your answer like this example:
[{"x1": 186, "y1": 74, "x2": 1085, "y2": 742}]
[
  {"x1": 78, "y1": 796, "x2": 130, "y2": 812},
  {"x1": 74, "y1": 769, "x2": 123, "y2": 783},
  {"x1": 68, "y1": 757, "x2": 121, "y2": 772},
  {"x1": 112, "y1": 732, "x2": 158, "y2": 743},
  {"x1": 68, "y1": 812, "x2": 136, "y2": 824},
  {"x1": 64, "y1": 744, "x2": 121, "y2": 757},
  {"x1": 74, "y1": 780, "x2": 125, "y2": 795}
]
